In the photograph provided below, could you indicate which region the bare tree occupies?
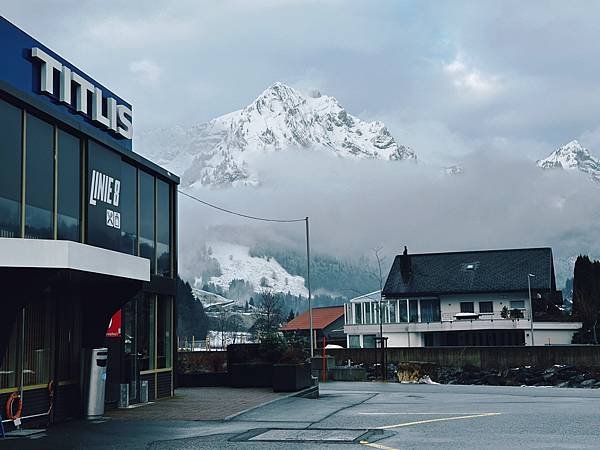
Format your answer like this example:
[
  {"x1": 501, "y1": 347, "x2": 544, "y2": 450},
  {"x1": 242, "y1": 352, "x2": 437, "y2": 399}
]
[
  {"x1": 371, "y1": 246, "x2": 386, "y2": 292},
  {"x1": 253, "y1": 290, "x2": 284, "y2": 339}
]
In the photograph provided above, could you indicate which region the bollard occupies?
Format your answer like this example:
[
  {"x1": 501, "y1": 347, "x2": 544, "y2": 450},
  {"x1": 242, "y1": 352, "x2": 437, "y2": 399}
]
[
  {"x1": 140, "y1": 380, "x2": 149, "y2": 404},
  {"x1": 118, "y1": 384, "x2": 129, "y2": 408}
]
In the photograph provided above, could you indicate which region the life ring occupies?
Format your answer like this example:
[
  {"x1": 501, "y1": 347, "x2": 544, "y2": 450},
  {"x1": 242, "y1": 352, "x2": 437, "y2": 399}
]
[
  {"x1": 5, "y1": 392, "x2": 22, "y2": 420},
  {"x1": 47, "y1": 380, "x2": 55, "y2": 415}
]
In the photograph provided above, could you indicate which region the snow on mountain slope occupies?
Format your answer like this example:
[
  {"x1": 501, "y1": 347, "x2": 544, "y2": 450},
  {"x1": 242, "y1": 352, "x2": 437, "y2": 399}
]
[
  {"x1": 204, "y1": 241, "x2": 308, "y2": 298},
  {"x1": 537, "y1": 140, "x2": 600, "y2": 183},
  {"x1": 136, "y1": 82, "x2": 416, "y2": 187}
]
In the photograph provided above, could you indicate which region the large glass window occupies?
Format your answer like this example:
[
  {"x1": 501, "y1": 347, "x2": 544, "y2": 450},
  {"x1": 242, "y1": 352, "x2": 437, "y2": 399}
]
[
  {"x1": 0, "y1": 323, "x2": 18, "y2": 388},
  {"x1": 139, "y1": 171, "x2": 155, "y2": 273},
  {"x1": 363, "y1": 335, "x2": 376, "y2": 348},
  {"x1": 409, "y1": 299, "x2": 419, "y2": 323},
  {"x1": 460, "y1": 302, "x2": 475, "y2": 313},
  {"x1": 137, "y1": 295, "x2": 155, "y2": 371},
  {"x1": 122, "y1": 299, "x2": 138, "y2": 401},
  {"x1": 510, "y1": 300, "x2": 525, "y2": 309},
  {"x1": 388, "y1": 300, "x2": 397, "y2": 323},
  {"x1": 479, "y1": 301, "x2": 493, "y2": 314},
  {"x1": 120, "y1": 162, "x2": 137, "y2": 254},
  {"x1": 25, "y1": 114, "x2": 54, "y2": 239},
  {"x1": 353, "y1": 303, "x2": 362, "y2": 324},
  {"x1": 399, "y1": 300, "x2": 408, "y2": 322},
  {"x1": 57, "y1": 130, "x2": 81, "y2": 241},
  {"x1": 0, "y1": 99, "x2": 22, "y2": 238},
  {"x1": 156, "y1": 296, "x2": 172, "y2": 369},
  {"x1": 420, "y1": 299, "x2": 441, "y2": 322},
  {"x1": 23, "y1": 300, "x2": 53, "y2": 385},
  {"x1": 156, "y1": 180, "x2": 171, "y2": 277},
  {"x1": 56, "y1": 296, "x2": 81, "y2": 381},
  {"x1": 348, "y1": 335, "x2": 360, "y2": 348}
]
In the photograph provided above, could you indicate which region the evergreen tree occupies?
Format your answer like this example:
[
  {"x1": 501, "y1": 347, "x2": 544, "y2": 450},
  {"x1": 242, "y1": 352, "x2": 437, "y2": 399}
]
[
  {"x1": 287, "y1": 308, "x2": 295, "y2": 322},
  {"x1": 177, "y1": 276, "x2": 209, "y2": 339},
  {"x1": 572, "y1": 255, "x2": 600, "y2": 343}
]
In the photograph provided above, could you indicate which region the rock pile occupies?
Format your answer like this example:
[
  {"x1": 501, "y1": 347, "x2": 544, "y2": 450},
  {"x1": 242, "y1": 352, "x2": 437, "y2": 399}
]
[{"x1": 436, "y1": 364, "x2": 600, "y2": 388}]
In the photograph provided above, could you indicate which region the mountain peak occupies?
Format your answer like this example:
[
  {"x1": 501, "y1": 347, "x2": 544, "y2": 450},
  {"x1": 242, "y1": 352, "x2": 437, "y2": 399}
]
[
  {"x1": 139, "y1": 82, "x2": 417, "y2": 187},
  {"x1": 251, "y1": 82, "x2": 305, "y2": 112},
  {"x1": 537, "y1": 140, "x2": 600, "y2": 183}
]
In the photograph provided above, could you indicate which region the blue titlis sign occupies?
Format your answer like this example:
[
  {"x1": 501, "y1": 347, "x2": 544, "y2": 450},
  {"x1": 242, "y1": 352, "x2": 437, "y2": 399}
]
[{"x1": 31, "y1": 47, "x2": 132, "y2": 139}]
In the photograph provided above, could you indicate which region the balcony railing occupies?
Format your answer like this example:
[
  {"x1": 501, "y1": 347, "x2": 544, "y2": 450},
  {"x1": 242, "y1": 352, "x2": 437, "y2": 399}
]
[{"x1": 441, "y1": 310, "x2": 530, "y2": 322}]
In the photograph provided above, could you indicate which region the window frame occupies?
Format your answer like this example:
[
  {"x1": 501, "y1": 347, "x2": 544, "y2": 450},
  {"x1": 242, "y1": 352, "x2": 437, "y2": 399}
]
[
  {"x1": 460, "y1": 302, "x2": 475, "y2": 313},
  {"x1": 479, "y1": 301, "x2": 494, "y2": 314}
]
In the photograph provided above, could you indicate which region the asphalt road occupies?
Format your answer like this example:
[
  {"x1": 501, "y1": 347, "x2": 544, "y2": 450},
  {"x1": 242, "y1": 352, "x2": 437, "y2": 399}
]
[{"x1": 3, "y1": 382, "x2": 600, "y2": 449}]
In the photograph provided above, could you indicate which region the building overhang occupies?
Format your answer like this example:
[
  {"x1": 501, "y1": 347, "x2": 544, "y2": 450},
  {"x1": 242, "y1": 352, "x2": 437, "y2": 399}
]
[{"x1": 0, "y1": 238, "x2": 149, "y2": 281}]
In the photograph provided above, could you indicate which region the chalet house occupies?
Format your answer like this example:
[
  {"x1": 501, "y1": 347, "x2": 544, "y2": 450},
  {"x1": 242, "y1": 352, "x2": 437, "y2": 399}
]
[{"x1": 344, "y1": 247, "x2": 581, "y2": 347}]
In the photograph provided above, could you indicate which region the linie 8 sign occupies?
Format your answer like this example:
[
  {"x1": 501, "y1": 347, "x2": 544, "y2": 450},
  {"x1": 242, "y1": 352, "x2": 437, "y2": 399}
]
[{"x1": 89, "y1": 169, "x2": 121, "y2": 230}]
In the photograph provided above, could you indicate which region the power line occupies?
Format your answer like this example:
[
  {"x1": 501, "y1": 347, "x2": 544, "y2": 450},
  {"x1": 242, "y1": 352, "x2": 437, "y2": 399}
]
[
  {"x1": 177, "y1": 187, "x2": 314, "y2": 355},
  {"x1": 177, "y1": 189, "x2": 306, "y2": 223}
]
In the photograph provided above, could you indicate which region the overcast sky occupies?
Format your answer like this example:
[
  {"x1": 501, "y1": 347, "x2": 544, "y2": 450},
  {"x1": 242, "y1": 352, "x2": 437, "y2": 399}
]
[
  {"x1": 4, "y1": 1, "x2": 600, "y2": 286},
  {"x1": 3, "y1": 1, "x2": 600, "y2": 164}
]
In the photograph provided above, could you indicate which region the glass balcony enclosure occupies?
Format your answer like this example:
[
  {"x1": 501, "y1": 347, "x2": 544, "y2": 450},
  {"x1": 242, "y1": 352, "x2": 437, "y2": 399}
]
[{"x1": 345, "y1": 298, "x2": 441, "y2": 325}]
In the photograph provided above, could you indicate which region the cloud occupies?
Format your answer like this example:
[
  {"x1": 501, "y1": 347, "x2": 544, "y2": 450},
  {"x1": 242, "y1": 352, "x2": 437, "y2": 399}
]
[
  {"x1": 129, "y1": 60, "x2": 162, "y2": 86},
  {"x1": 178, "y1": 146, "x2": 600, "y2": 287},
  {"x1": 443, "y1": 55, "x2": 500, "y2": 96}
]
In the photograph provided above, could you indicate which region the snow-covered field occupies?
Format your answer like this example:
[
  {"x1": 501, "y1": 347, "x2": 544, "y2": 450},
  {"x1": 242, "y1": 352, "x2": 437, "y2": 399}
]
[{"x1": 204, "y1": 241, "x2": 308, "y2": 298}]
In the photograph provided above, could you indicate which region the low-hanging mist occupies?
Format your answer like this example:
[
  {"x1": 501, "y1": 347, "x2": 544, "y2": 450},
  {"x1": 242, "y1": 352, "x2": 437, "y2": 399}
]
[{"x1": 177, "y1": 146, "x2": 600, "y2": 289}]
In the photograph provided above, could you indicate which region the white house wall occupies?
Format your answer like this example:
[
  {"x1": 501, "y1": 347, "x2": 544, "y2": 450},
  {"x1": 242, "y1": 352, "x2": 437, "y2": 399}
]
[{"x1": 439, "y1": 292, "x2": 530, "y2": 318}]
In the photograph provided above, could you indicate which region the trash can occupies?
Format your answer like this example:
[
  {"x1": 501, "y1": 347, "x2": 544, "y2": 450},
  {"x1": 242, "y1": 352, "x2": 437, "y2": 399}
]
[{"x1": 84, "y1": 348, "x2": 108, "y2": 418}]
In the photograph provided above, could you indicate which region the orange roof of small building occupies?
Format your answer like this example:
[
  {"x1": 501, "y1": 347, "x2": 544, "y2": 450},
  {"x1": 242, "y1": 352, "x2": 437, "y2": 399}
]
[{"x1": 280, "y1": 306, "x2": 344, "y2": 331}]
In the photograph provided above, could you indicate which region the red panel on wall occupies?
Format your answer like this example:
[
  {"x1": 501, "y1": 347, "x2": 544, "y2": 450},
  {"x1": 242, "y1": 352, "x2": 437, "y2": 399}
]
[{"x1": 106, "y1": 310, "x2": 121, "y2": 337}]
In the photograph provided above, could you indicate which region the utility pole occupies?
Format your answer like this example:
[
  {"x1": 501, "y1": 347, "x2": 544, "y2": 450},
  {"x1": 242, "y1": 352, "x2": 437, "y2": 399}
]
[
  {"x1": 306, "y1": 217, "x2": 313, "y2": 357},
  {"x1": 528, "y1": 273, "x2": 535, "y2": 346}
]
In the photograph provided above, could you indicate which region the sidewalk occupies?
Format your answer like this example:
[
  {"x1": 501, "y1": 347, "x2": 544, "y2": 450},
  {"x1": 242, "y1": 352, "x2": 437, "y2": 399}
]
[{"x1": 105, "y1": 387, "x2": 286, "y2": 421}]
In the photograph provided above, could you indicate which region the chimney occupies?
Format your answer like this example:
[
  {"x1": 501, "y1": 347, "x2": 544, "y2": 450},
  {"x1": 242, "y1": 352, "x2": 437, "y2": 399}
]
[{"x1": 400, "y1": 246, "x2": 411, "y2": 283}]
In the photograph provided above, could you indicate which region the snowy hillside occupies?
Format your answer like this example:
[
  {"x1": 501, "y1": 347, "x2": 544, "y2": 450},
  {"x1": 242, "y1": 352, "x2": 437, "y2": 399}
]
[
  {"x1": 201, "y1": 242, "x2": 308, "y2": 298},
  {"x1": 537, "y1": 140, "x2": 600, "y2": 183},
  {"x1": 136, "y1": 82, "x2": 416, "y2": 187}
]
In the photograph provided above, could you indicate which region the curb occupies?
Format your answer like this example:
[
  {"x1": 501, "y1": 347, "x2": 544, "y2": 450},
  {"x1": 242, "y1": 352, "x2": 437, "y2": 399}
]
[{"x1": 223, "y1": 384, "x2": 320, "y2": 421}]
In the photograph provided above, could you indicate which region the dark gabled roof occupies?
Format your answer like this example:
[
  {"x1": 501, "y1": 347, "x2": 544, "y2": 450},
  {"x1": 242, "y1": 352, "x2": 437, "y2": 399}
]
[{"x1": 382, "y1": 247, "x2": 556, "y2": 297}]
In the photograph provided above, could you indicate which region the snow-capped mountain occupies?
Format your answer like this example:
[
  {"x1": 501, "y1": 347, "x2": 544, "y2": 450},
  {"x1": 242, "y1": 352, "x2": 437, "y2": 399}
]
[
  {"x1": 537, "y1": 140, "x2": 600, "y2": 183},
  {"x1": 137, "y1": 82, "x2": 416, "y2": 187},
  {"x1": 199, "y1": 241, "x2": 308, "y2": 298}
]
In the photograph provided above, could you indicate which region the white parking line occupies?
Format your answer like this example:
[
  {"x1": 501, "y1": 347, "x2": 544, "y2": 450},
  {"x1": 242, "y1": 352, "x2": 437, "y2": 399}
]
[
  {"x1": 376, "y1": 412, "x2": 501, "y2": 429},
  {"x1": 360, "y1": 441, "x2": 399, "y2": 450},
  {"x1": 360, "y1": 412, "x2": 489, "y2": 415}
]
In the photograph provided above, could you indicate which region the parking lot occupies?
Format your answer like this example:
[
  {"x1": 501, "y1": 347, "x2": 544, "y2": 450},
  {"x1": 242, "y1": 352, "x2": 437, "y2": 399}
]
[{"x1": 3, "y1": 381, "x2": 600, "y2": 449}]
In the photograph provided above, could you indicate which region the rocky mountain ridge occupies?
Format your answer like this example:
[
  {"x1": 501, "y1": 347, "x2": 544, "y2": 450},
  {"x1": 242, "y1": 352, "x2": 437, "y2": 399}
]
[
  {"x1": 537, "y1": 139, "x2": 600, "y2": 183},
  {"x1": 136, "y1": 82, "x2": 416, "y2": 187}
]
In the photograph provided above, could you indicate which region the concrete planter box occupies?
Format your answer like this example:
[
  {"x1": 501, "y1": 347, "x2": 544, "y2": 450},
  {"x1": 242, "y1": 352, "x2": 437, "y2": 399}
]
[
  {"x1": 229, "y1": 362, "x2": 273, "y2": 388},
  {"x1": 273, "y1": 363, "x2": 312, "y2": 392},
  {"x1": 329, "y1": 366, "x2": 367, "y2": 382}
]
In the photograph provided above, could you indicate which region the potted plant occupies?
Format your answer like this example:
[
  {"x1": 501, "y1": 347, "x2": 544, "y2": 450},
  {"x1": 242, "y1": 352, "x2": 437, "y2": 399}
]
[{"x1": 272, "y1": 338, "x2": 311, "y2": 392}]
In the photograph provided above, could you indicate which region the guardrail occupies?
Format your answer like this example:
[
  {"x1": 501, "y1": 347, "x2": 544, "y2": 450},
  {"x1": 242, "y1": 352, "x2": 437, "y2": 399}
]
[{"x1": 441, "y1": 310, "x2": 530, "y2": 322}]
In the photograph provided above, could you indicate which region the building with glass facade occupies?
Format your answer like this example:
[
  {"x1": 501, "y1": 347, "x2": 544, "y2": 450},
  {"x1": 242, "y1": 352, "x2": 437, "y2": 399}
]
[{"x1": 0, "y1": 16, "x2": 178, "y2": 426}]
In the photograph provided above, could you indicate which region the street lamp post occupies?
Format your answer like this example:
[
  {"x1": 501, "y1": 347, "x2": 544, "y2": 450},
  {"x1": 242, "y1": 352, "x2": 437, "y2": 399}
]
[
  {"x1": 528, "y1": 273, "x2": 535, "y2": 346},
  {"x1": 305, "y1": 217, "x2": 313, "y2": 358}
]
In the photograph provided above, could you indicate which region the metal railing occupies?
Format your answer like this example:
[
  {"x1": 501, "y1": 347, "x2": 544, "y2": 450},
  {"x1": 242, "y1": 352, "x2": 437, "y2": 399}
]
[{"x1": 441, "y1": 310, "x2": 530, "y2": 322}]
